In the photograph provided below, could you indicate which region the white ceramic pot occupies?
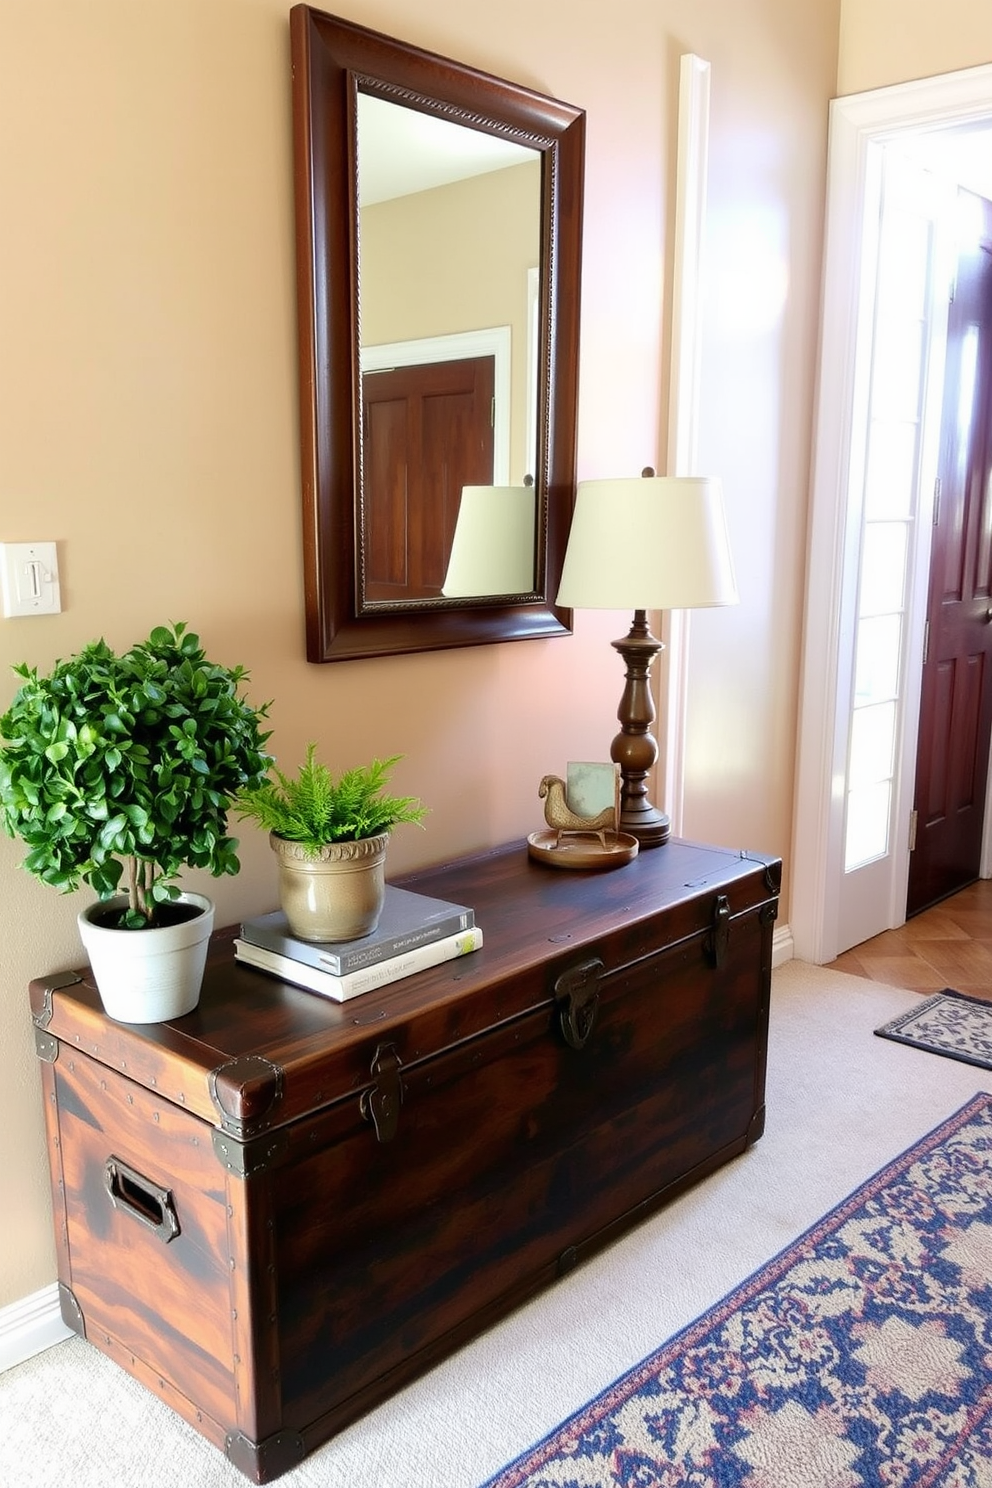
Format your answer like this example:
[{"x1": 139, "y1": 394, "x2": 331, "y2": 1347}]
[
  {"x1": 77, "y1": 892, "x2": 214, "y2": 1023},
  {"x1": 270, "y1": 831, "x2": 388, "y2": 942}
]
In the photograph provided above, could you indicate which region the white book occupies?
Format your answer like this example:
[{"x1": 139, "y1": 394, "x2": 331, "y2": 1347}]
[{"x1": 233, "y1": 925, "x2": 484, "y2": 1002}]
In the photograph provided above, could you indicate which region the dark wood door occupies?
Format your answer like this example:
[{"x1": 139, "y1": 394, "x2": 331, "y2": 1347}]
[
  {"x1": 362, "y1": 356, "x2": 495, "y2": 603},
  {"x1": 908, "y1": 192, "x2": 992, "y2": 916}
]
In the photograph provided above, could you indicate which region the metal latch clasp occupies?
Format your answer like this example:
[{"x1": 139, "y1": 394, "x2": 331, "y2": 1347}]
[
  {"x1": 705, "y1": 894, "x2": 731, "y2": 968},
  {"x1": 554, "y1": 957, "x2": 603, "y2": 1050},
  {"x1": 360, "y1": 1042, "x2": 404, "y2": 1142}
]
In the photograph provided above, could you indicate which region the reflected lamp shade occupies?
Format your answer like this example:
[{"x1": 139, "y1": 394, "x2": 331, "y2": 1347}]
[
  {"x1": 442, "y1": 485, "x2": 537, "y2": 598},
  {"x1": 556, "y1": 475, "x2": 738, "y2": 611}
]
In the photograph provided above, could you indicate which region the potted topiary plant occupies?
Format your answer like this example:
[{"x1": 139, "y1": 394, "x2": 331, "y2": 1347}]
[
  {"x1": 235, "y1": 743, "x2": 427, "y2": 942},
  {"x1": 0, "y1": 622, "x2": 271, "y2": 1023}
]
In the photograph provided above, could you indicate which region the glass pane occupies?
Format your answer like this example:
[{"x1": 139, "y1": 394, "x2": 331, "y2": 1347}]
[
  {"x1": 845, "y1": 781, "x2": 891, "y2": 871},
  {"x1": 864, "y1": 420, "x2": 918, "y2": 520},
  {"x1": 849, "y1": 700, "x2": 896, "y2": 788},
  {"x1": 854, "y1": 614, "x2": 902, "y2": 706},
  {"x1": 875, "y1": 209, "x2": 930, "y2": 323},
  {"x1": 871, "y1": 320, "x2": 924, "y2": 422},
  {"x1": 859, "y1": 523, "x2": 907, "y2": 616}
]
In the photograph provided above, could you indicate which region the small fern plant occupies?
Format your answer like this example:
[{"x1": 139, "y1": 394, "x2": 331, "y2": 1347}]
[{"x1": 235, "y1": 744, "x2": 426, "y2": 854}]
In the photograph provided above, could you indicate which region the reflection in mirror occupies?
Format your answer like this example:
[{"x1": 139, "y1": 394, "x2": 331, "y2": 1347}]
[
  {"x1": 361, "y1": 327, "x2": 513, "y2": 481},
  {"x1": 357, "y1": 95, "x2": 542, "y2": 606},
  {"x1": 442, "y1": 485, "x2": 537, "y2": 597},
  {"x1": 290, "y1": 5, "x2": 584, "y2": 662}
]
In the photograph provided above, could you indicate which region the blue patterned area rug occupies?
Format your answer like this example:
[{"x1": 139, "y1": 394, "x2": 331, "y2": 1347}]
[
  {"x1": 875, "y1": 990, "x2": 992, "y2": 1071},
  {"x1": 482, "y1": 1093, "x2": 992, "y2": 1488}
]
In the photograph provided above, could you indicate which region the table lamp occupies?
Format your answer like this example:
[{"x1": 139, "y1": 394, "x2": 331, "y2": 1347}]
[{"x1": 556, "y1": 471, "x2": 738, "y2": 847}]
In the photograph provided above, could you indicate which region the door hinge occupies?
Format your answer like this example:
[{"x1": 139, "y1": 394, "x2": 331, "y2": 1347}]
[
  {"x1": 909, "y1": 809, "x2": 918, "y2": 852},
  {"x1": 933, "y1": 476, "x2": 941, "y2": 525},
  {"x1": 922, "y1": 619, "x2": 929, "y2": 665}
]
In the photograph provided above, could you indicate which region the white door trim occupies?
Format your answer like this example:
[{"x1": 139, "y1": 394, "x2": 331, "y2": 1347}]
[{"x1": 662, "y1": 53, "x2": 711, "y2": 837}]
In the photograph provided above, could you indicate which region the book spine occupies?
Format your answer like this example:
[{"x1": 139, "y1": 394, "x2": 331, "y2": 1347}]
[
  {"x1": 328, "y1": 909, "x2": 473, "y2": 973},
  {"x1": 241, "y1": 909, "x2": 474, "y2": 975},
  {"x1": 234, "y1": 926, "x2": 483, "y2": 1002}
]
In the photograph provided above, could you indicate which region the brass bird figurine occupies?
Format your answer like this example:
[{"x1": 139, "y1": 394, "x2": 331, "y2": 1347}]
[{"x1": 538, "y1": 771, "x2": 621, "y2": 850}]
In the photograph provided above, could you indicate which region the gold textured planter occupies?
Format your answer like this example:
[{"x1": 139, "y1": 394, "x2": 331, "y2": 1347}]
[{"x1": 269, "y1": 831, "x2": 389, "y2": 942}]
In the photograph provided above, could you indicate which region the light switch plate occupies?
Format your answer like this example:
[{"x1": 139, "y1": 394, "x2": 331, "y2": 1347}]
[{"x1": 0, "y1": 542, "x2": 62, "y2": 617}]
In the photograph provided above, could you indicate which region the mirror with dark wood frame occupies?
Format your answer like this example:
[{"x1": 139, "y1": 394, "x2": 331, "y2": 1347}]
[{"x1": 290, "y1": 5, "x2": 585, "y2": 662}]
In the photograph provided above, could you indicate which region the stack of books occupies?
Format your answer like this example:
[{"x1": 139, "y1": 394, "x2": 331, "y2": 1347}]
[{"x1": 234, "y1": 885, "x2": 482, "y2": 1002}]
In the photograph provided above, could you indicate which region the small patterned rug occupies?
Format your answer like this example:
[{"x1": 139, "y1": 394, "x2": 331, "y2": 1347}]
[
  {"x1": 875, "y1": 989, "x2": 992, "y2": 1071},
  {"x1": 482, "y1": 1092, "x2": 992, "y2": 1488}
]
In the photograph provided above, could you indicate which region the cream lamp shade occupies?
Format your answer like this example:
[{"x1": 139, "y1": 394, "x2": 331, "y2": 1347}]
[
  {"x1": 556, "y1": 475, "x2": 738, "y2": 610},
  {"x1": 442, "y1": 485, "x2": 537, "y2": 598}
]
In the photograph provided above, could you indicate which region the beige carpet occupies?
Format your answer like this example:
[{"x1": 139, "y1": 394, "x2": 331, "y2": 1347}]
[{"x1": 3, "y1": 960, "x2": 990, "y2": 1488}]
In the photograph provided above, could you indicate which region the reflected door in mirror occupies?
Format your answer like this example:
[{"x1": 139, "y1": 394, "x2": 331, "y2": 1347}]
[{"x1": 362, "y1": 356, "x2": 496, "y2": 602}]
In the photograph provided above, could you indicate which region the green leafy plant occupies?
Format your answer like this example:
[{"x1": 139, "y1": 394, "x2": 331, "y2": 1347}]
[
  {"x1": 235, "y1": 743, "x2": 427, "y2": 854},
  {"x1": 0, "y1": 622, "x2": 272, "y2": 928}
]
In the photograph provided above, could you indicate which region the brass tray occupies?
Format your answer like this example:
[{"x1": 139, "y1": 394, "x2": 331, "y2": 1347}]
[{"x1": 526, "y1": 830, "x2": 639, "y2": 871}]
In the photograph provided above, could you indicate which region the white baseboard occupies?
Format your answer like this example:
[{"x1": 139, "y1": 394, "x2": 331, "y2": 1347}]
[
  {"x1": 0, "y1": 1283, "x2": 72, "y2": 1374},
  {"x1": 772, "y1": 923, "x2": 794, "y2": 968}
]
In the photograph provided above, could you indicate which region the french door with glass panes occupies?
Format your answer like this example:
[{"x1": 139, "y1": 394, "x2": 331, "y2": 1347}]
[{"x1": 835, "y1": 152, "x2": 955, "y2": 954}]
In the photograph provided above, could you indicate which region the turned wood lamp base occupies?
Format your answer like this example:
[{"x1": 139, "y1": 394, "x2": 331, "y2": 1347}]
[{"x1": 610, "y1": 609, "x2": 670, "y2": 848}]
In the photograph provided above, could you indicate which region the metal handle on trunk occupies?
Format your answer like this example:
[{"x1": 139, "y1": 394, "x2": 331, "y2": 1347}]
[{"x1": 104, "y1": 1156, "x2": 180, "y2": 1243}]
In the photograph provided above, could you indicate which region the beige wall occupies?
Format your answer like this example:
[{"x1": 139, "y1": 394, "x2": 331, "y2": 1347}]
[
  {"x1": 0, "y1": 0, "x2": 836, "y2": 1308},
  {"x1": 838, "y1": 0, "x2": 992, "y2": 95},
  {"x1": 362, "y1": 162, "x2": 540, "y2": 344}
]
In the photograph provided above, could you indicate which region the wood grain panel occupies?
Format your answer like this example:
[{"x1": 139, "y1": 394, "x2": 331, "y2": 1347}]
[
  {"x1": 272, "y1": 919, "x2": 767, "y2": 1428},
  {"x1": 362, "y1": 356, "x2": 494, "y2": 601},
  {"x1": 52, "y1": 1055, "x2": 236, "y2": 1425},
  {"x1": 953, "y1": 651, "x2": 984, "y2": 811}
]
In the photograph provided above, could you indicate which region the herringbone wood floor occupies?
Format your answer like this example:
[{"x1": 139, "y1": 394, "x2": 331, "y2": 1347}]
[{"x1": 826, "y1": 877, "x2": 992, "y2": 1000}]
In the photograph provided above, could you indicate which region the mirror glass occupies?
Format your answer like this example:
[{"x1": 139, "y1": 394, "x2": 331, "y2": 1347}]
[
  {"x1": 357, "y1": 94, "x2": 541, "y2": 604},
  {"x1": 290, "y1": 5, "x2": 584, "y2": 662}
]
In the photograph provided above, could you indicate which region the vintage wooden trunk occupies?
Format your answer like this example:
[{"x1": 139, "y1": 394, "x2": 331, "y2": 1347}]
[{"x1": 31, "y1": 837, "x2": 780, "y2": 1482}]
